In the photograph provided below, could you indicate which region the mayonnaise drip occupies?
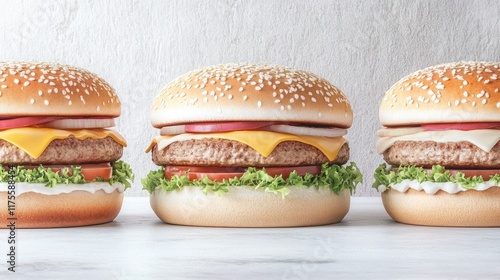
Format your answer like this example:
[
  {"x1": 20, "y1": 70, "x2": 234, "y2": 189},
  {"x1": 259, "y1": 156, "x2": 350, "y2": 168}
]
[
  {"x1": 0, "y1": 182, "x2": 125, "y2": 195},
  {"x1": 380, "y1": 179, "x2": 498, "y2": 194}
]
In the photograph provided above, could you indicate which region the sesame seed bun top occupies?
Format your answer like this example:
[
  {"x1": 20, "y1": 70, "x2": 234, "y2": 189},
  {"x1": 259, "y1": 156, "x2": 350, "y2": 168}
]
[
  {"x1": 379, "y1": 61, "x2": 500, "y2": 126},
  {"x1": 151, "y1": 63, "x2": 353, "y2": 128},
  {"x1": 0, "y1": 62, "x2": 121, "y2": 118}
]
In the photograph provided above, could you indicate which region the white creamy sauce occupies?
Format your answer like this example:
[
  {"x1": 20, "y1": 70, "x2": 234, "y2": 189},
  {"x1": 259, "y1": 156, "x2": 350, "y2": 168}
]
[
  {"x1": 380, "y1": 179, "x2": 497, "y2": 194},
  {"x1": 0, "y1": 182, "x2": 125, "y2": 195}
]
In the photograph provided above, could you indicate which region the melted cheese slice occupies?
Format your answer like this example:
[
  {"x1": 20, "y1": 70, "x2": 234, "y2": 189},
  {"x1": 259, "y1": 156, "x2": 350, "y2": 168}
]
[
  {"x1": 377, "y1": 129, "x2": 500, "y2": 154},
  {"x1": 146, "y1": 131, "x2": 346, "y2": 161},
  {"x1": 0, "y1": 128, "x2": 127, "y2": 159}
]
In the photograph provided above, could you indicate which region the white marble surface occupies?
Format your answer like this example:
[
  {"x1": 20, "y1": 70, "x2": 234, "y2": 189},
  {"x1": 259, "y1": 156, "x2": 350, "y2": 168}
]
[{"x1": 1, "y1": 197, "x2": 500, "y2": 279}]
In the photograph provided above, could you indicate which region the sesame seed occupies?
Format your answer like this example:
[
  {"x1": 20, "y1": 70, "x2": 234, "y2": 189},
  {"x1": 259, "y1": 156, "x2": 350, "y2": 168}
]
[
  {"x1": 243, "y1": 95, "x2": 248, "y2": 101},
  {"x1": 44, "y1": 100, "x2": 49, "y2": 105},
  {"x1": 239, "y1": 87, "x2": 244, "y2": 92},
  {"x1": 257, "y1": 101, "x2": 262, "y2": 108},
  {"x1": 1, "y1": 85, "x2": 7, "y2": 88},
  {"x1": 14, "y1": 79, "x2": 19, "y2": 84},
  {"x1": 30, "y1": 99, "x2": 34, "y2": 104},
  {"x1": 23, "y1": 81, "x2": 30, "y2": 86}
]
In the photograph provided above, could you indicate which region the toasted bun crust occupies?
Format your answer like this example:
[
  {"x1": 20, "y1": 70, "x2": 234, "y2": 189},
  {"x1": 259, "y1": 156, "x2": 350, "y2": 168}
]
[
  {"x1": 0, "y1": 189, "x2": 123, "y2": 228},
  {"x1": 380, "y1": 61, "x2": 500, "y2": 126},
  {"x1": 382, "y1": 188, "x2": 500, "y2": 227},
  {"x1": 0, "y1": 62, "x2": 121, "y2": 118},
  {"x1": 151, "y1": 63, "x2": 353, "y2": 128},
  {"x1": 150, "y1": 187, "x2": 350, "y2": 227}
]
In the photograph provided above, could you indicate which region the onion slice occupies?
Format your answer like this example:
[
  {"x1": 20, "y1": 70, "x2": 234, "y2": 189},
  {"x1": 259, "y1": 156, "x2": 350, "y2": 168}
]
[
  {"x1": 266, "y1": 124, "x2": 347, "y2": 137},
  {"x1": 42, "y1": 118, "x2": 115, "y2": 129},
  {"x1": 377, "y1": 127, "x2": 425, "y2": 137},
  {"x1": 160, "y1": 125, "x2": 187, "y2": 135}
]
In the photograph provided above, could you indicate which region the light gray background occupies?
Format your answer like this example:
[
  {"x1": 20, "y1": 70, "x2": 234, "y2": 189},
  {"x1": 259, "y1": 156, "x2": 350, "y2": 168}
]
[{"x1": 0, "y1": 0, "x2": 499, "y2": 196}]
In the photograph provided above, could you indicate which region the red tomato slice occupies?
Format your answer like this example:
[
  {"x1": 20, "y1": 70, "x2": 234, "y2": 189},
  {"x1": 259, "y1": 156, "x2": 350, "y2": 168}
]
[
  {"x1": 0, "y1": 117, "x2": 64, "y2": 130},
  {"x1": 421, "y1": 168, "x2": 500, "y2": 181},
  {"x1": 185, "y1": 121, "x2": 277, "y2": 133},
  {"x1": 421, "y1": 122, "x2": 500, "y2": 131},
  {"x1": 22, "y1": 163, "x2": 112, "y2": 181},
  {"x1": 164, "y1": 165, "x2": 322, "y2": 182}
]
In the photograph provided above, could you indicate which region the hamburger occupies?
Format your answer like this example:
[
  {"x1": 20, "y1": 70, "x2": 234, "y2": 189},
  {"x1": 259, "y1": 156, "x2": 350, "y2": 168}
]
[
  {"x1": 142, "y1": 63, "x2": 362, "y2": 227},
  {"x1": 374, "y1": 61, "x2": 500, "y2": 226},
  {"x1": 0, "y1": 62, "x2": 133, "y2": 228}
]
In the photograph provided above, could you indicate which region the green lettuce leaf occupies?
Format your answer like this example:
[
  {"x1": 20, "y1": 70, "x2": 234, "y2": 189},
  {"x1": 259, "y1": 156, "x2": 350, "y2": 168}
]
[
  {"x1": 0, "y1": 160, "x2": 134, "y2": 188},
  {"x1": 141, "y1": 162, "x2": 363, "y2": 197},
  {"x1": 373, "y1": 163, "x2": 496, "y2": 191}
]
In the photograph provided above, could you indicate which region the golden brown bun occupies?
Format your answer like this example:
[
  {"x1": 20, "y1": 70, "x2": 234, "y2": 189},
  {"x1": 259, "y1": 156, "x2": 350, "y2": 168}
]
[
  {"x1": 0, "y1": 189, "x2": 123, "y2": 228},
  {"x1": 151, "y1": 63, "x2": 353, "y2": 128},
  {"x1": 150, "y1": 187, "x2": 350, "y2": 227},
  {"x1": 0, "y1": 62, "x2": 121, "y2": 117},
  {"x1": 380, "y1": 61, "x2": 500, "y2": 126},
  {"x1": 382, "y1": 188, "x2": 500, "y2": 227}
]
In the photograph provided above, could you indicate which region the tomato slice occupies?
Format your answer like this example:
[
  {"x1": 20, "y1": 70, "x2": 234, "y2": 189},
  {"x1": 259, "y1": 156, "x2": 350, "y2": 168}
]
[
  {"x1": 164, "y1": 165, "x2": 322, "y2": 182},
  {"x1": 0, "y1": 117, "x2": 63, "y2": 130},
  {"x1": 184, "y1": 121, "x2": 277, "y2": 133},
  {"x1": 421, "y1": 122, "x2": 500, "y2": 131},
  {"x1": 22, "y1": 163, "x2": 112, "y2": 181}
]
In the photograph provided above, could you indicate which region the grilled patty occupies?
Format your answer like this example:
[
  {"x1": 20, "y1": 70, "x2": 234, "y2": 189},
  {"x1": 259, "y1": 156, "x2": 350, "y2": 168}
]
[
  {"x1": 383, "y1": 140, "x2": 500, "y2": 168},
  {"x1": 0, "y1": 136, "x2": 123, "y2": 165},
  {"x1": 152, "y1": 138, "x2": 349, "y2": 167}
]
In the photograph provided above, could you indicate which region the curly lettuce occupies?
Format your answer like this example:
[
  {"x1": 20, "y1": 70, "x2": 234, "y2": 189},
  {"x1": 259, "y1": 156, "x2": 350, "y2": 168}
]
[
  {"x1": 373, "y1": 163, "x2": 500, "y2": 191},
  {"x1": 0, "y1": 160, "x2": 134, "y2": 188},
  {"x1": 142, "y1": 162, "x2": 363, "y2": 198}
]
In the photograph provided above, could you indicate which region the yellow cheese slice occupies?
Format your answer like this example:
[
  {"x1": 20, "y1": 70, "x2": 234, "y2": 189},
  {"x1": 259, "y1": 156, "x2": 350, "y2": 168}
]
[
  {"x1": 146, "y1": 131, "x2": 346, "y2": 161},
  {"x1": 376, "y1": 129, "x2": 500, "y2": 154},
  {"x1": 0, "y1": 128, "x2": 127, "y2": 159}
]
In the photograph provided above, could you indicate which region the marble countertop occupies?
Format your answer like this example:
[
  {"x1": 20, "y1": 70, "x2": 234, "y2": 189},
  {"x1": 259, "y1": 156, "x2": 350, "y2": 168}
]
[{"x1": 1, "y1": 197, "x2": 499, "y2": 279}]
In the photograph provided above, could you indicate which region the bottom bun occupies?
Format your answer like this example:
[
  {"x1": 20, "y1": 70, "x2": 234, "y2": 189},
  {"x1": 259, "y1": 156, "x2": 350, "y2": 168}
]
[
  {"x1": 0, "y1": 189, "x2": 124, "y2": 228},
  {"x1": 382, "y1": 187, "x2": 500, "y2": 227},
  {"x1": 150, "y1": 186, "x2": 350, "y2": 227}
]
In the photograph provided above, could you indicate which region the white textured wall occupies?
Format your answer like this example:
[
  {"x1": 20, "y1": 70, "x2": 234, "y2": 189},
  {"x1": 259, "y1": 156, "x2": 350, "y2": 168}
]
[{"x1": 1, "y1": 0, "x2": 499, "y2": 196}]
